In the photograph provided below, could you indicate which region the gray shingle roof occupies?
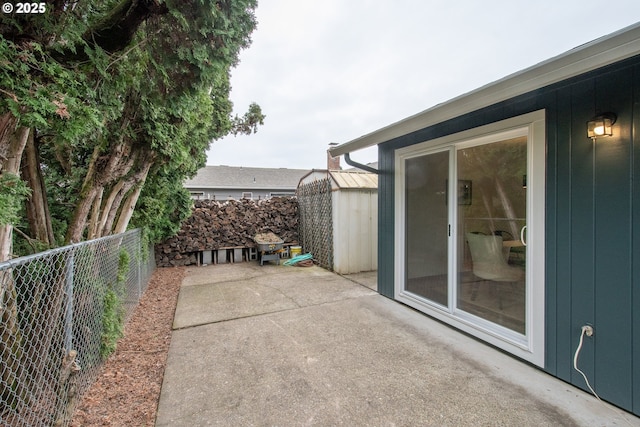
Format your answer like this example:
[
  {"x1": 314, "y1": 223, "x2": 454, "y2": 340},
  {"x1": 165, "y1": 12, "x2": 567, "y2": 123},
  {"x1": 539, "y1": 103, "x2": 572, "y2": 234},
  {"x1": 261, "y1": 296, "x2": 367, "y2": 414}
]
[{"x1": 185, "y1": 165, "x2": 310, "y2": 190}]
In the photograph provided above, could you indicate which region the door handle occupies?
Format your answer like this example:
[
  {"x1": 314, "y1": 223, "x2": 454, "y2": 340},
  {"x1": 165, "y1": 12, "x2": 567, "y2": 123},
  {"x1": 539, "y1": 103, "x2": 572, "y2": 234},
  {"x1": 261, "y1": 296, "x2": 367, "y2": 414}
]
[{"x1": 520, "y1": 225, "x2": 527, "y2": 246}]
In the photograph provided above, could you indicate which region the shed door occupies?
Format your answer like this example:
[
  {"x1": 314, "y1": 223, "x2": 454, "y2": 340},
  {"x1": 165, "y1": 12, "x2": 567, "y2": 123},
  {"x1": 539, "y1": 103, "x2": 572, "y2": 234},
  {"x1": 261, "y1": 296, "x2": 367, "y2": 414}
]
[{"x1": 395, "y1": 111, "x2": 546, "y2": 366}]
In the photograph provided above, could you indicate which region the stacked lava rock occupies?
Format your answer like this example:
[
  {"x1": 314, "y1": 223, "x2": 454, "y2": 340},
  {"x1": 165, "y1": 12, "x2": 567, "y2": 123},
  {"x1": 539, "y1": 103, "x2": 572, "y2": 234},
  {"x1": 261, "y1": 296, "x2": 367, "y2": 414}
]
[{"x1": 156, "y1": 197, "x2": 298, "y2": 267}]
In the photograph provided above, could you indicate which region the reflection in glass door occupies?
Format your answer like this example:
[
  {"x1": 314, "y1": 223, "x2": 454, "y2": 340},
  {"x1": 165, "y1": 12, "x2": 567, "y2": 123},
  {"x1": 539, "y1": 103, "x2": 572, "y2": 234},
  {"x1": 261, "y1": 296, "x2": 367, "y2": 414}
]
[
  {"x1": 456, "y1": 138, "x2": 527, "y2": 334},
  {"x1": 405, "y1": 150, "x2": 449, "y2": 307}
]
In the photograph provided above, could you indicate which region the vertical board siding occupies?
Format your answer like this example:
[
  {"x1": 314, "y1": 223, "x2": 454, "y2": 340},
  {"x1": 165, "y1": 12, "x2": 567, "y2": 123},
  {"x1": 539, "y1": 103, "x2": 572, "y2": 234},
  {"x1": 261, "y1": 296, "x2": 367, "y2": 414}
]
[
  {"x1": 544, "y1": 91, "x2": 560, "y2": 375},
  {"x1": 568, "y1": 79, "x2": 598, "y2": 391},
  {"x1": 550, "y1": 86, "x2": 575, "y2": 380},
  {"x1": 632, "y1": 62, "x2": 640, "y2": 416},
  {"x1": 378, "y1": 54, "x2": 640, "y2": 415},
  {"x1": 378, "y1": 144, "x2": 395, "y2": 298},
  {"x1": 592, "y1": 68, "x2": 634, "y2": 407}
]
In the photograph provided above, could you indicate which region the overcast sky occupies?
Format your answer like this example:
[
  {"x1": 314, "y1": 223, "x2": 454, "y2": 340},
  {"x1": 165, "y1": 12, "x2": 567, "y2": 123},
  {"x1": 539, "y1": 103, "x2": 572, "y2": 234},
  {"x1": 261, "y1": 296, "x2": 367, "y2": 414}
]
[{"x1": 206, "y1": 1, "x2": 640, "y2": 170}]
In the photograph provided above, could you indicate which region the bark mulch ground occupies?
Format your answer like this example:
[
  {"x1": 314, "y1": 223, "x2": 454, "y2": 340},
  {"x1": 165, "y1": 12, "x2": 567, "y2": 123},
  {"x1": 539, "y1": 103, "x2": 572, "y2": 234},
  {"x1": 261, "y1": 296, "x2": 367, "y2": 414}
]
[{"x1": 71, "y1": 266, "x2": 185, "y2": 427}]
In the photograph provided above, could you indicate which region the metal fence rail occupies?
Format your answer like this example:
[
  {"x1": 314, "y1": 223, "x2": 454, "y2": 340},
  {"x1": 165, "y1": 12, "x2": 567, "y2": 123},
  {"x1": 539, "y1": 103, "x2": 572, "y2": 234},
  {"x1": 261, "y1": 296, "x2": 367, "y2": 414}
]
[
  {"x1": 297, "y1": 178, "x2": 333, "y2": 270},
  {"x1": 0, "y1": 229, "x2": 155, "y2": 427}
]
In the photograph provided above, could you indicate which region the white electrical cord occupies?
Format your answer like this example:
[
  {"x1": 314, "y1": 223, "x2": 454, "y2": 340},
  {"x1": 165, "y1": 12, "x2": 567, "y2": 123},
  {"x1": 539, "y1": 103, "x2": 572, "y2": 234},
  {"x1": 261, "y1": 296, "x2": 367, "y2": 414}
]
[
  {"x1": 573, "y1": 326, "x2": 635, "y2": 427},
  {"x1": 573, "y1": 325, "x2": 601, "y2": 401}
]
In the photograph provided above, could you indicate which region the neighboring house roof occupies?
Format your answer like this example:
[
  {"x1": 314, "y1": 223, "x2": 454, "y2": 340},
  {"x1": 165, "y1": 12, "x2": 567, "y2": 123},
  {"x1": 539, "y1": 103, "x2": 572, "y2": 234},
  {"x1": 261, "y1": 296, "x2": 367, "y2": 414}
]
[
  {"x1": 330, "y1": 22, "x2": 640, "y2": 157},
  {"x1": 185, "y1": 165, "x2": 310, "y2": 191},
  {"x1": 299, "y1": 169, "x2": 378, "y2": 190}
]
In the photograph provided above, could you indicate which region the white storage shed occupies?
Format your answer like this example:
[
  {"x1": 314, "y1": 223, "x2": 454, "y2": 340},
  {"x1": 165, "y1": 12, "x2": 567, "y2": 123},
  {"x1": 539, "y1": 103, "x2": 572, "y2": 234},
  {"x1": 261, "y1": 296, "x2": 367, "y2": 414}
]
[{"x1": 297, "y1": 170, "x2": 377, "y2": 274}]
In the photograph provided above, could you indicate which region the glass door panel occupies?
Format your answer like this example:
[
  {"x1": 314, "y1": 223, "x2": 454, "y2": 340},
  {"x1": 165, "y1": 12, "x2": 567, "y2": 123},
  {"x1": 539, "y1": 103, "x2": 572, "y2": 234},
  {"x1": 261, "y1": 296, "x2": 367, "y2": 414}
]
[
  {"x1": 405, "y1": 151, "x2": 449, "y2": 307},
  {"x1": 456, "y1": 137, "x2": 527, "y2": 334}
]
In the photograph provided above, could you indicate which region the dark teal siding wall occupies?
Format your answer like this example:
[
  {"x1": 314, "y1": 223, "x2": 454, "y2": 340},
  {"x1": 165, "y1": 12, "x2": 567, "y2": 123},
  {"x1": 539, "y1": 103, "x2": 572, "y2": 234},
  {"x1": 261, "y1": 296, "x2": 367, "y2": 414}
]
[
  {"x1": 593, "y1": 67, "x2": 634, "y2": 407},
  {"x1": 377, "y1": 143, "x2": 395, "y2": 298},
  {"x1": 550, "y1": 66, "x2": 638, "y2": 410},
  {"x1": 377, "y1": 55, "x2": 640, "y2": 415},
  {"x1": 632, "y1": 62, "x2": 640, "y2": 415}
]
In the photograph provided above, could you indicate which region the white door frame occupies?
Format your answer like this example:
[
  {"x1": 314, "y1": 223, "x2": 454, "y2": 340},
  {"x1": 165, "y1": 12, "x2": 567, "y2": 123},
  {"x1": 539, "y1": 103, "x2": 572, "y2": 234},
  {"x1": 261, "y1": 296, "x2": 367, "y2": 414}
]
[{"x1": 394, "y1": 110, "x2": 546, "y2": 367}]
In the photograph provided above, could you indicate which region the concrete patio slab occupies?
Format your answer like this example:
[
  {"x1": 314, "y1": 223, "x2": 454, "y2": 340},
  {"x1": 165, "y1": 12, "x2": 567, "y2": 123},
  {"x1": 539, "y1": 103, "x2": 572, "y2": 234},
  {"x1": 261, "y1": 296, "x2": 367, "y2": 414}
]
[
  {"x1": 172, "y1": 264, "x2": 375, "y2": 329},
  {"x1": 157, "y1": 263, "x2": 639, "y2": 427}
]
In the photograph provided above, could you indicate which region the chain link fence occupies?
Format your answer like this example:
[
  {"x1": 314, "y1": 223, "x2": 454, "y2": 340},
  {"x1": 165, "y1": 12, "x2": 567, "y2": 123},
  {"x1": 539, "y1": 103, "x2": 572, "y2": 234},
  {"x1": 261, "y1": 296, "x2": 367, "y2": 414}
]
[
  {"x1": 0, "y1": 229, "x2": 154, "y2": 427},
  {"x1": 297, "y1": 178, "x2": 333, "y2": 270}
]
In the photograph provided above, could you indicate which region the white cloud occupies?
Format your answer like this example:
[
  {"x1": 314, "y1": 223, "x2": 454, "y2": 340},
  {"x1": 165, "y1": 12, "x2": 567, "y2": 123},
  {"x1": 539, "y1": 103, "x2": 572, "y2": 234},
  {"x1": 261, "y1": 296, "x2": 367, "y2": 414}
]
[{"x1": 207, "y1": 0, "x2": 640, "y2": 169}]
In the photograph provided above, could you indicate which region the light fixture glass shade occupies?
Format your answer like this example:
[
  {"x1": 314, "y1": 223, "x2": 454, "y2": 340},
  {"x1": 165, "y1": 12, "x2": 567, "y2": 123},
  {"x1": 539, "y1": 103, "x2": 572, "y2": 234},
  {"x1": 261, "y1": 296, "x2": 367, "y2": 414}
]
[{"x1": 587, "y1": 113, "x2": 616, "y2": 139}]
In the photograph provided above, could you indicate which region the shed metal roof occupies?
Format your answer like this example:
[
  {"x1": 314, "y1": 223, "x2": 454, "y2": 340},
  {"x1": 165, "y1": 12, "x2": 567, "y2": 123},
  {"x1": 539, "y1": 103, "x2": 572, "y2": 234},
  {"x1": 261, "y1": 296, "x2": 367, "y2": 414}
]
[
  {"x1": 330, "y1": 170, "x2": 378, "y2": 189},
  {"x1": 185, "y1": 165, "x2": 310, "y2": 190},
  {"x1": 329, "y1": 22, "x2": 640, "y2": 157},
  {"x1": 298, "y1": 169, "x2": 378, "y2": 190}
]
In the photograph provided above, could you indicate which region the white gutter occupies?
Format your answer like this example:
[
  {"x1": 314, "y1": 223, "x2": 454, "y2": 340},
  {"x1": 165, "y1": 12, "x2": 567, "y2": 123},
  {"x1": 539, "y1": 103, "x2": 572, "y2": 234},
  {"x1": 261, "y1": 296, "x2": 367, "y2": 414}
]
[{"x1": 329, "y1": 22, "x2": 640, "y2": 158}]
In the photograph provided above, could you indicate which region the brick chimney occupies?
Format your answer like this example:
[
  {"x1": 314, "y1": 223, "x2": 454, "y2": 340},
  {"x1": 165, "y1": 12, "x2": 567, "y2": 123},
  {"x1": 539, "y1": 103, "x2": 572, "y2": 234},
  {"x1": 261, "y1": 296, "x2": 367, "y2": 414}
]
[{"x1": 327, "y1": 149, "x2": 341, "y2": 170}]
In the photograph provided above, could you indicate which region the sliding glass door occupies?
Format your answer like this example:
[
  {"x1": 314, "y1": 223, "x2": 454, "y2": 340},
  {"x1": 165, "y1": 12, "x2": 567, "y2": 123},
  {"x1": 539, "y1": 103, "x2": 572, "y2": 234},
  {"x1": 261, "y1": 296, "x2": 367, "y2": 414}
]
[
  {"x1": 395, "y1": 111, "x2": 545, "y2": 366},
  {"x1": 456, "y1": 138, "x2": 527, "y2": 334}
]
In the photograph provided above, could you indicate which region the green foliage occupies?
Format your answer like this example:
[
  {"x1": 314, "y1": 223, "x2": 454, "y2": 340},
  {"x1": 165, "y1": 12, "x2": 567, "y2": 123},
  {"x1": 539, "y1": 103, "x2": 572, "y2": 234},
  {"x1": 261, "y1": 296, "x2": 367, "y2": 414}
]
[
  {"x1": 100, "y1": 287, "x2": 124, "y2": 360},
  {"x1": 138, "y1": 227, "x2": 151, "y2": 262},
  {"x1": 0, "y1": 174, "x2": 31, "y2": 226},
  {"x1": 117, "y1": 249, "x2": 130, "y2": 284},
  {"x1": 231, "y1": 102, "x2": 265, "y2": 136},
  {"x1": 100, "y1": 248, "x2": 129, "y2": 359},
  {"x1": 0, "y1": 38, "x2": 104, "y2": 142},
  {"x1": 131, "y1": 169, "x2": 194, "y2": 242},
  {"x1": 1, "y1": 0, "x2": 263, "y2": 243}
]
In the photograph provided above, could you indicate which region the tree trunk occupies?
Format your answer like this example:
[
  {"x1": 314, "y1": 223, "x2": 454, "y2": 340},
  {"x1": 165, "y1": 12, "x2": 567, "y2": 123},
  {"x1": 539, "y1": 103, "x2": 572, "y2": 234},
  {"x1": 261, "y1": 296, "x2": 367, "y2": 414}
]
[
  {"x1": 65, "y1": 145, "x2": 100, "y2": 243},
  {"x1": 0, "y1": 113, "x2": 19, "y2": 171},
  {"x1": 87, "y1": 187, "x2": 104, "y2": 240},
  {"x1": 100, "y1": 181, "x2": 130, "y2": 237},
  {"x1": 113, "y1": 158, "x2": 153, "y2": 234},
  {"x1": 0, "y1": 125, "x2": 29, "y2": 418},
  {"x1": 102, "y1": 153, "x2": 154, "y2": 236},
  {"x1": 21, "y1": 131, "x2": 55, "y2": 247},
  {"x1": 96, "y1": 180, "x2": 124, "y2": 236},
  {"x1": 65, "y1": 186, "x2": 99, "y2": 244},
  {"x1": 82, "y1": 0, "x2": 168, "y2": 53},
  {"x1": 0, "y1": 126, "x2": 30, "y2": 262},
  {"x1": 1, "y1": 127, "x2": 29, "y2": 180},
  {"x1": 114, "y1": 185, "x2": 143, "y2": 234},
  {"x1": 65, "y1": 140, "x2": 134, "y2": 243},
  {"x1": 0, "y1": 226, "x2": 12, "y2": 263}
]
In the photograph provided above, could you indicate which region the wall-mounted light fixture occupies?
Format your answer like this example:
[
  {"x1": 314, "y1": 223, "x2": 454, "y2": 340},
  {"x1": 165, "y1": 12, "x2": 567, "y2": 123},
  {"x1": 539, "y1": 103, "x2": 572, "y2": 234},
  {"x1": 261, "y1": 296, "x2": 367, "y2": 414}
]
[{"x1": 587, "y1": 113, "x2": 617, "y2": 140}]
